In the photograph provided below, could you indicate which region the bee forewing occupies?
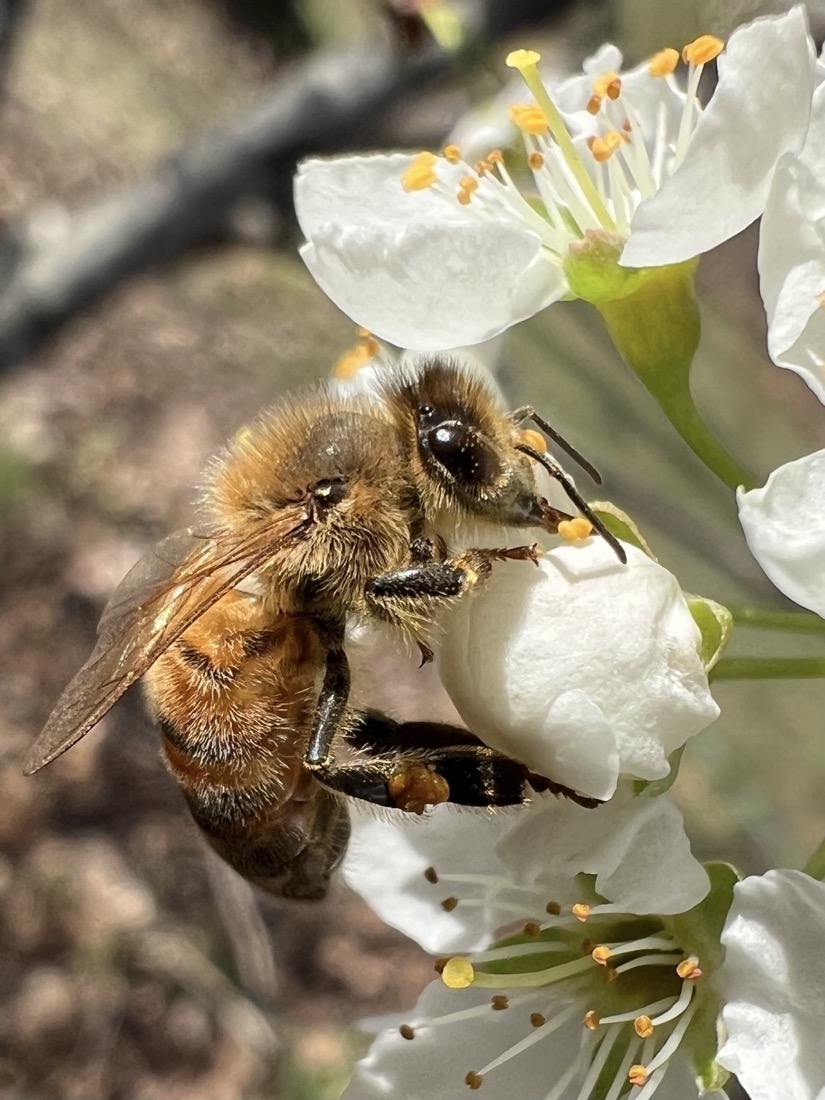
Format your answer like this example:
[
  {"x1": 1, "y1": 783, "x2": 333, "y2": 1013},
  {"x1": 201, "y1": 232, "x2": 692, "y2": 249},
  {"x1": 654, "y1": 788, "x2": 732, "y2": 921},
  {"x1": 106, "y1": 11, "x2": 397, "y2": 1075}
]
[{"x1": 23, "y1": 510, "x2": 310, "y2": 775}]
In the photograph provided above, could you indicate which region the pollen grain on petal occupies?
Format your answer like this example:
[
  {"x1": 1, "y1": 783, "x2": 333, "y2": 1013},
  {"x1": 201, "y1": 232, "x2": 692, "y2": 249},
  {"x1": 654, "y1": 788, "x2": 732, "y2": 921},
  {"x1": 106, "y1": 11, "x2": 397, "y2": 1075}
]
[
  {"x1": 506, "y1": 48, "x2": 541, "y2": 70},
  {"x1": 442, "y1": 956, "x2": 475, "y2": 989},
  {"x1": 682, "y1": 34, "x2": 724, "y2": 65},
  {"x1": 649, "y1": 47, "x2": 679, "y2": 76},
  {"x1": 634, "y1": 1015, "x2": 654, "y2": 1038}
]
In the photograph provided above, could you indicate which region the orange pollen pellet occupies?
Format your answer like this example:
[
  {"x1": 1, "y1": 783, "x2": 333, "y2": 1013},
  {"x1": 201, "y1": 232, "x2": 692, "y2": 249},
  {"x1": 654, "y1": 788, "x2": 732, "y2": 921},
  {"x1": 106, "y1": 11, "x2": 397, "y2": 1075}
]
[
  {"x1": 523, "y1": 920, "x2": 542, "y2": 937},
  {"x1": 586, "y1": 94, "x2": 602, "y2": 115},
  {"x1": 572, "y1": 903, "x2": 591, "y2": 922},
  {"x1": 443, "y1": 143, "x2": 462, "y2": 163},
  {"x1": 545, "y1": 900, "x2": 561, "y2": 915},
  {"x1": 528, "y1": 151, "x2": 544, "y2": 170},
  {"x1": 518, "y1": 428, "x2": 547, "y2": 452},
  {"x1": 491, "y1": 995, "x2": 509, "y2": 1011},
  {"x1": 591, "y1": 945, "x2": 612, "y2": 965},
  {"x1": 530, "y1": 1013, "x2": 546, "y2": 1028},
  {"x1": 558, "y1": 517, "x2": 594, "y2": 542},
  {"x1": 629, "y1": 1065, "x2": 649, "y2": 1087},
  {"x1": 466, "y1": 1071, "x2": 484, "y2": 1090},
  {"x1": 635, "y1": 1015, "x2": 654, "y2": 1039},
  {"x1": 332, "y1": 335, "x2": 379, "y2": 378},
  {"x1": 424, "y1": 866, "x2": 439, "y2": 884},
  {"x1": 441, "y1": 896, "x2": 459, "y2": 912},
  {"x1": 676, "y1": 956, "x2": 703, "y2": 980},
  {"x1": 399, "y1": 1024, "x2": 415, "y2": 1040},
  {"x1": 649, "y1": 47, "x2": 679, "y2": 76},
  {"x1": 583, "y1": 1010, "x2": 600, "y2": 1031},
  {"x1": 682, "y1": 34, "x2": 724, "y2": 65}
]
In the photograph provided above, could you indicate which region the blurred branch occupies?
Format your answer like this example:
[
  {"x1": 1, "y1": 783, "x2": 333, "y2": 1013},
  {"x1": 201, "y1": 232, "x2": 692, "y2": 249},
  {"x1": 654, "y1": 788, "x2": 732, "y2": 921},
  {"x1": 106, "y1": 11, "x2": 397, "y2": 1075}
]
[{"x1": 0, "y1": 0, "x2": 572, "y2": 371}]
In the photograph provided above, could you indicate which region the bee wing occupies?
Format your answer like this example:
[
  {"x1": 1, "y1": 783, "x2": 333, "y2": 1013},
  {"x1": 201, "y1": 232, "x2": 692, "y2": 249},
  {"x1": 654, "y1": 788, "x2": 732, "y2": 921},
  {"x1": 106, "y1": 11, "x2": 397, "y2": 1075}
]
[{"x1": 23, "y1": 507, "x2": 310, "y2": 775}]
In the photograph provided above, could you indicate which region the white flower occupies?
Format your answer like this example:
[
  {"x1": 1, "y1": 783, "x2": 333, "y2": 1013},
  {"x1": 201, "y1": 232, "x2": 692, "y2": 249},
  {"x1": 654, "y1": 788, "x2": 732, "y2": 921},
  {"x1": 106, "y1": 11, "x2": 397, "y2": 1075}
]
[
  {"x1": 736, "y1": 449, "x2": 825, "y2": 618},
  {"x1": 295, "y1": 11, "x2": 814, "y2": 351},
  {"x1": 437, "y1": 540, "x2": 719, "y2": 802},
  {"x1": 621, "y1": 6, "x2": 815, "y2": 268},
  {"x1": 757, "y1": 60, "x2": 825, "y2": 402},
  {"x1": 342, "y1": 791, "x2": 719, "y2": 1100},
  {"x1": 716, "y1": 869, "x2": 825, "y2": 1100}
]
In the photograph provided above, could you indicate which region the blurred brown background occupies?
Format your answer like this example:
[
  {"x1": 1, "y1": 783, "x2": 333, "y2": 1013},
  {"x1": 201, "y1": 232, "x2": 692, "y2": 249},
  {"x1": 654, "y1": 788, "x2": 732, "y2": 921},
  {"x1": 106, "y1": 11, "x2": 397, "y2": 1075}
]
[{"x1": 1, "y1": 1, "x2": 824, "y2": 1097}]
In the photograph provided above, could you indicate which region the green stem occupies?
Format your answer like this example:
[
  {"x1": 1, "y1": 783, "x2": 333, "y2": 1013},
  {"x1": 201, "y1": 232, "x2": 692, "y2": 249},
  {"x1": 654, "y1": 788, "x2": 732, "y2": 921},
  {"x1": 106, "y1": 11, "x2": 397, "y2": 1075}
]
[
  {"x1": 711, "y1": 657, "x2": 825, "y2": 681},
  {"x1": 730, "y1": 606, "x2": 825, "y2": 634},
  {"x1": 803, "y1": 838, "x2": 825, "y2": 880}
]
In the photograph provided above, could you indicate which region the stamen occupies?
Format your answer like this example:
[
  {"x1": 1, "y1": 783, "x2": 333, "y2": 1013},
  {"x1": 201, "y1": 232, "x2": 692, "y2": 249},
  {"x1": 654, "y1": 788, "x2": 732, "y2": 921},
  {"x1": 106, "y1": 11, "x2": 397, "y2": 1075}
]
[
  {"x1": 530, "y1": 1012, "x2": 546, "y2": 1028},
  {"x1": 491, "y1": 995, "x2": 509, "y2": 1011},
  {"x1": 605, "y1": 1042, "x2": 644, "y2": 1100},
  {"x1": 594, "y1": 72, "x2": 621, "y2": 100},
  {"x1": 442, "y1": 957, "x2": 475, "y2": 989},
  {"x1": 634, "y1": 1015, "x2": 654, "y2": 1038},
  {"x1": 508, "y1": 102, "x2": 549, "y2": 135},
  {"x1": 583, "y1": 1009, "x2": 600, "y2": 1030},
  {"x1": 424, "y1": 866, "x2": 439, "y2": 884},
  {"x1": 644, "y1": 997, "x2": 699, "y2": 1074},
  {"x1": 591, "y1": 945, "x2": 612, "y2": 965},
  {"x1": 629, "y1": 1064, "x2": 649, "y2": 1087},
  {"x1": 528, "y1": 151, "x2": 544, "y2": 170},
  {"x1": 476, "y1": 1002, "x2": 580, "y2": 1077},
  {"x1": 615, "y1": 953, "x2": 682, "y2": 975},
  {"x1": 651, "y1": 980, "x2": 694, "y2": 1026},
  {"x1": 586, "y1": 94, "x2": 602, "y2": 115},
  {"x1": 441, "y1": 896, "x2": 460, "y2": 911},
  {"x1": 465, "y1": 1070, "x2": 483, "y2": 1090},
  {"x1": 401, "y1": 152, "x2": 439, "y2": 192},
  {"x1": 523, "y1": 921, "x2": 542, "y2": 937},
  {"x1": 590, "y1": 131, "x2": 625, "y2": 163},
  {"x1": 505, "y1": 48, "x2": 542, "y2": 69},
  {"x1": 682, "y1": 34, "x2": 724, "y2": 65},
  {"x1": 546, "y1": 901, "x2": 561, "y2": 915},
  {"x1": 676, "y1": 956, "x2": 702, "y2": 980},
  {"x1": 399, "y1": 1024, "x2": 415, "y2": 1040},
  {"x1": 648, "y1": 48, "x2": 679, "y2": 76},
  {"x1": 572, "y1": 903, "x2": 591, "y2": 922},
  {"x1": 600, "y1": 996, "x2": 676, "y2": 1026},
  {"x1": 459, "y1": 175, "x2": 479, "y2": 193},
  {"x1": 443, "y1": 143, "x2": 462, "y2": 163},
  {"x1": 574, "y1": 1026, "x2": 621, "y2": 1100}
]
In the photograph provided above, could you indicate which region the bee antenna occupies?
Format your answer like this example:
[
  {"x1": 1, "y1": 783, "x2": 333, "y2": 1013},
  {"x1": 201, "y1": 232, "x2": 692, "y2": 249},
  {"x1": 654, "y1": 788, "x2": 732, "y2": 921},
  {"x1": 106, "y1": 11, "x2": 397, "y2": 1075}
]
[
  {"x1": 515, "y1": 443, "x2": 627, "y2": 565},
  {"x1": 514, "y1": 409, "x2": 603, "y2": 485}
]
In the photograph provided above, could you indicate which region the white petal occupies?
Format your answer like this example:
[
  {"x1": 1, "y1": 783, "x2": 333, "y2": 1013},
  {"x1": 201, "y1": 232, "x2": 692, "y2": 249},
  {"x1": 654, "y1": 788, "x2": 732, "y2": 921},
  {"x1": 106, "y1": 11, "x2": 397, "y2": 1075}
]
[
  {"x1": 497, "y1": 789, "x2": 709, "y2": 915},
  {"x1": 344, "y1": 979, "x2": 583, "y2": 1100},
  {"x1": 341, "y1": 802, "x2": 521, "y2": 954},
  {"x1": 737, "y1": 450, "x2": 825, "y2": 616},
  {"x1": 438, "y1": 542, "x2": 719, "y2": 798},
  {"x1": 295, "y1": 154, "x2": 565, "y2": 350},
  {"x1": 717, "y1": 870, "x2": 825, "y2": 1100},
  {"x1": 622, "y1": 7, "x2": 815, "y2": 267}
]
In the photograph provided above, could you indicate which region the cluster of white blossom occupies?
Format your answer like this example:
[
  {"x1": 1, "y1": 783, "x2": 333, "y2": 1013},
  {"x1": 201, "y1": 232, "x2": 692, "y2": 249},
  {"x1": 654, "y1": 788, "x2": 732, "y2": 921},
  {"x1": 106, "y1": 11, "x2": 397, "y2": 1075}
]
[{"x1": 294, "y1": 7, "x2": 825, "y2": 1098}]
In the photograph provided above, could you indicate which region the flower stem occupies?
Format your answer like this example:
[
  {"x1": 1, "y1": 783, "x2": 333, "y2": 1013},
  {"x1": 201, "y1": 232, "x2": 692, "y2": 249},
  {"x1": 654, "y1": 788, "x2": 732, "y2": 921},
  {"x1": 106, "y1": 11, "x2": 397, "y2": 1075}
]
[
  {"x1": 803, "y1": 839, "x2": 825, "y2": 880},
  {"x1": 711, "y1": 657, "x2": 825, "y2": 681},
  {"x1": 729, "y1": 606, "x2": 825, "y2": 634},
  {"x1": 594, "y1": 262, "x2": 756, "y2": 492}
]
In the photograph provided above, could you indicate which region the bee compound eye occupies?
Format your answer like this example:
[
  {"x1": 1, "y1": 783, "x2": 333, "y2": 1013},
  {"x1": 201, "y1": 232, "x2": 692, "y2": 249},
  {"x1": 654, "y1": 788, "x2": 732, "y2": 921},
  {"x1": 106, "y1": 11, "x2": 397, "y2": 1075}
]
[{"x1": 425, "y1": 423, "x2": 501, "y2": 486}]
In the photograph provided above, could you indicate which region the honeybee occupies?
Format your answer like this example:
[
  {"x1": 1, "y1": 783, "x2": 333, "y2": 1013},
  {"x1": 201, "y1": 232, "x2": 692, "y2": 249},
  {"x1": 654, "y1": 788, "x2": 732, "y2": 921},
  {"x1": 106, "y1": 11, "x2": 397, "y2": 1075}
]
[{"x1": 23, "y1": 359, "x2": 620, "y2": 899}]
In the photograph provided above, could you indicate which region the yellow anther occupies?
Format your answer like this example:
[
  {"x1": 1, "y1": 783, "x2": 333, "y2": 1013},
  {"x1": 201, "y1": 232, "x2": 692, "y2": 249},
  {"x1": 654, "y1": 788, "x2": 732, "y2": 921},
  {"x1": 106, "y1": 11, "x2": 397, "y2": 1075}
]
[
  {"x1": 530, "y1": 1012, "x2": 546, "y2": 1028},
  {"x1": 465, "y1": 1070, "x2": 484, "y2": 1090},
  {"x1": 424, "y1": 866, "x2": 439, "y2": 884},
  {"x1": 399, "y1": 1023, "x2": 415, "y2": 1040},
  {"x1": 545, "y1": 900, "x2": 561, "y2": 915},
  {"x1": 634, "y1": 1015, "x2": 655, "y2": 1039},
  {"x1": 518, "y1": 428, "x2": 547, "y2": 452},
  {"x1": 649, "y1": 47, "x2": 680, "y2": 76},
  {"x1": 682, "y1": 34, "x2": 724, "y2": 65},
  {"x1": 676, "y1": 955, "x2": 703, "y2": 980},
  {"x1": 629, "y1": 1065, "x2": 649, "y2": 1087},
  {"x1": 441, "y1": 896, "x2": 459, "y2": 912},
  {"x1": 401, "y1": 151, "x2": 439, "y2": 192},
  {"x1": 491, "y1": 995, "x2": 509, "y2": 1011},
  {"x1": 459, "y1": 175, "x2": 478, "y2": 193},
  {"x1": 594, "y1": 72, "x2": 621, "y2": 100},
  {"x1": 487, "y1": 148, "x2": 504, "y2": 165},
  {"x1": 522, "y1": 920, "x2": 542, "y2": 937},
  {"x1": 528, "y1": 151, "x2": 544, "y2": 170},
  {"x1": 558, "y1": 517, "x2": 595, "y2": 543},
  {"x1": 591, "y1": 945, "x2": 612, "y2": 965},
  {"x1": 506, "y1": 48, "x2": 542, "y2": 70},
  {"x1": 586, "y1": 94, "x2": 602, "y2": 115},
  {"x1": 332, "y1": 333, "x2": 380, "y2": 379},
  {"x1": 589, "y1": 130, "x2": 625, "y2": 162},
  {"x1": 457, "y1": 189, "x2": 473, "y2": 206},
  {"x1": 443, "y1": 143, "x2": 462, "y2": 163},
  {"x1": 508, "y1": 102, "x2": 548, "y2": 134},
  {"x1": 474, "y1": 159, "x2": 491, "y2": 176},
  {"x1": 583, "y1": 1010, "x2": 600, "y2": 1031},
  {"x1": 572, "y1": 902, "x2": 591, "y2": 922},
  {"x1": 442, "y1": 956, "x2": 475, "y2": 989}
]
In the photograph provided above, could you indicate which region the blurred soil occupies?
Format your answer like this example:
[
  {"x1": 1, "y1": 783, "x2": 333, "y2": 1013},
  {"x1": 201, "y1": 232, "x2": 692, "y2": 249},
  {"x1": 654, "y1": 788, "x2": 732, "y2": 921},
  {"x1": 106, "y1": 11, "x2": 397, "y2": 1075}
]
[{"x1": 0, "y1": 3, "x2": 438, "y2": 1098}]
